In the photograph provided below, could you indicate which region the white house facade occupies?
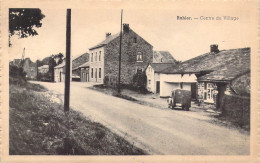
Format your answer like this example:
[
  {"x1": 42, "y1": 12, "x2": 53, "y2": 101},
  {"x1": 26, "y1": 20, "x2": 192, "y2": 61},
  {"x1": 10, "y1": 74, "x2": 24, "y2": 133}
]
[{"x1": 89, "y1": 47, "x2": 105, "y2": 83}]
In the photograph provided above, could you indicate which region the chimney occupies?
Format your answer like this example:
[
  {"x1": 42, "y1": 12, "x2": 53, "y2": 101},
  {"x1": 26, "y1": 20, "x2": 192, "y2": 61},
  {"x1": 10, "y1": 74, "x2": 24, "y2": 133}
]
[
  {"x1": 106, "y1": 33, "x2": 111, "y2": 38},
  {"x1": 123, "y1": 24, "x2": 129, "y2": 33},
  {"x1": 210, "y1": 44, "x2": 219, "y2": 53}
]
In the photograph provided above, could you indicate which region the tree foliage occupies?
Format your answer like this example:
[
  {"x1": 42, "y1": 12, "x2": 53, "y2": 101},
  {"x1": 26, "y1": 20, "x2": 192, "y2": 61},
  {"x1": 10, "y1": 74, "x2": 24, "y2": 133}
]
[{"x1": 9, "y1": 8, "x2": 45, "y2": 46}]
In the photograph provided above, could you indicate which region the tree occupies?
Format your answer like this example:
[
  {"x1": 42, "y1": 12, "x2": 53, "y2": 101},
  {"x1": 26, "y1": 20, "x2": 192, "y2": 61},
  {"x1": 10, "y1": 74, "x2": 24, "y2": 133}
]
[{"x1": 9, "y1": 8, "x2": 45, "y2": 46}]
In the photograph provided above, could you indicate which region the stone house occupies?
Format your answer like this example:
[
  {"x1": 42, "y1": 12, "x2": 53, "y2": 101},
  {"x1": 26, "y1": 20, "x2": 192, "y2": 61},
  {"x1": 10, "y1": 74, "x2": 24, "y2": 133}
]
[
  {"x1": 88, "y1": 24, "x2": 153, "y2": 85},
  {"x1": 158, "y1": 45, "x2": 250, "y2": 108}
]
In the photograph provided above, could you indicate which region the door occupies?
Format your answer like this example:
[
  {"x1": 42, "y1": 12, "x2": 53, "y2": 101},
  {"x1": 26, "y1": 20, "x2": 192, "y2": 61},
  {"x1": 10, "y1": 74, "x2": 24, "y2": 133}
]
[
  {"x1": 191, "y1": 83, "x2": 197, "y2": 99},
  {"x1": 86, "y1": 73, "x2": 89, "y2": 82},
  {"x1": 81, "y1": 72, "x2": 86, "y2": 82},
  {"x1": 156, "y1": 81, "x2": 160, "y2": 93}
]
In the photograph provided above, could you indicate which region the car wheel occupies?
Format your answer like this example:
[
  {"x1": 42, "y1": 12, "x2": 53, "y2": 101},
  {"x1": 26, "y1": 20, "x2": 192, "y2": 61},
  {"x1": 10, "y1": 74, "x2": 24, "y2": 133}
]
[
  {"x1": 172, "y1": 102, "x2": 176, "y2": 109},
  {"x1": 185, "y1": 106, "x2": 190, "y2": 111}
]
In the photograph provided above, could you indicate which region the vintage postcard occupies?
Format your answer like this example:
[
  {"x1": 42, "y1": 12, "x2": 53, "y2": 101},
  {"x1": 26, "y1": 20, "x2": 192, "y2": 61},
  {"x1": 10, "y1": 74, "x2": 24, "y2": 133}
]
[{"x1": 0, "y1": 0, "x2": 259, "y2": 162}]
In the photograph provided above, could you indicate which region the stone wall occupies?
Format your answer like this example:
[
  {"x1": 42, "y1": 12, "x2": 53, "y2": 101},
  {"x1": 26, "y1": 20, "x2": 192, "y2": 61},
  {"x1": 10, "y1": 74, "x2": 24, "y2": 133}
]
[{"x1": 104, "y1": 29, "x2": 153, "y2": 86}]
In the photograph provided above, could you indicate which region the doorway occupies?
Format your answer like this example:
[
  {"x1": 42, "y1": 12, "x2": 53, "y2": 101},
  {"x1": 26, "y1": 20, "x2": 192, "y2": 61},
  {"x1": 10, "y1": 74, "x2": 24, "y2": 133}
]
[{"x1": 156, "y1": 81, "x2": 160, "y2": 93}]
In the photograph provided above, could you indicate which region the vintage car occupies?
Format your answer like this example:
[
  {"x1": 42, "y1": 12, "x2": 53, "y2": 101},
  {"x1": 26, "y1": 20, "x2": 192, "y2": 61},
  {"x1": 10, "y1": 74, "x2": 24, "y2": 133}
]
[{"x1": 167, "y1": 89, "x2": 191, "y2": 111}]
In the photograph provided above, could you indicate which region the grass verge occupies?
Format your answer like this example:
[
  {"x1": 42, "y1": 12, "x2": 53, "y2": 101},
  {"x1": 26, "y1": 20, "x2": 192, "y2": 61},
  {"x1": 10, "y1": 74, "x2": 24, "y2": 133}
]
[{"x1": 9, "y1": 83, "x2": 146, "y2": 155}]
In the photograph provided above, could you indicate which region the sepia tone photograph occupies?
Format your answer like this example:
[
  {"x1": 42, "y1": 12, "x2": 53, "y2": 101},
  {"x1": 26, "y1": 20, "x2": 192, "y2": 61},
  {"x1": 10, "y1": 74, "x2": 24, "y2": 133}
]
[{"x1": 1, "y1": 0, "x2": 259, "y2": 162}]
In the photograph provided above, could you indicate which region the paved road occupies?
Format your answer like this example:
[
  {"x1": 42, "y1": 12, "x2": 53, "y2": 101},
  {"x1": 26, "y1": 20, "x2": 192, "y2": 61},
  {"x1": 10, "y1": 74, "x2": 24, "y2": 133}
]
[{"x1": 33, "y1": 81, "x2": 250, "y2": 155}]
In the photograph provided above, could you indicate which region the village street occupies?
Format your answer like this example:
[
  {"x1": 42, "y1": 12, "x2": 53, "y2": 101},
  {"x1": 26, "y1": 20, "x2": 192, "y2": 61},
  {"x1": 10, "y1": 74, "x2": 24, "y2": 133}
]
[{"x1": 32, "y1": 81, "x2": 250, "y2": 155}]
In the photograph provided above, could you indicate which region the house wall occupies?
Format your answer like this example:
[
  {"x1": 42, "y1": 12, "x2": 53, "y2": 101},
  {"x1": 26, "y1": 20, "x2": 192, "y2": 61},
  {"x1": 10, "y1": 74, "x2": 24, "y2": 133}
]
[
  {"x1": 160, "y1": 74, "x2": 196, "y2": 97},
  {"x1": 89, "y1": 47, "x2": 105, "y2": 83},
  {"x1": 54, "y1": 67, "x2": 64, "y2": 82},
  {"x1": 104, "y1": 29, "x2": 153, "y2": 86},
  {"x1": 146, "y1": 65, "x2": 155, "y2": 92},
  {"x1": 80, "y1": 67, "x2": 89, "y2": 82}
]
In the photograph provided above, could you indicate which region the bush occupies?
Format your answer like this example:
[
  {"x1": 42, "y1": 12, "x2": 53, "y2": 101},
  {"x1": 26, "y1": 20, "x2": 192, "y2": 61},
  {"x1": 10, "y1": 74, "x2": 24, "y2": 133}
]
[
  {"x1": 220, "y1": 94, "x2": 250, "y2": 129},
  {"x1": 9, "y1": 65, "x2": 27, "y2": 85},
  {"x1": 132, "y1": 72, "x2": 148, "y2": 93}
]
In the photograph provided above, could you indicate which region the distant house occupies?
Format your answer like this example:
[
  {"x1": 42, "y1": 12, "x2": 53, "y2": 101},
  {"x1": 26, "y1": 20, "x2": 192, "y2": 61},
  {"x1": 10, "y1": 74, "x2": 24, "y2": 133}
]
[
  {"x1": 88, "y1": 24, "x2": 153, "y2": 85},
  {"x1": 54, "y1": 60, "x2": 66, "y2": 82},
  {"x1": 153, "y1": 51, "x2": 176, "y2": 63},
  {"x1": 71, "y1": 53, "x2": 89, "y2": 81},
  {"x1": 54, "y1": 53, "x2": 89, "y2": 82},
  {"x1": 10, "y1": 58, "x2": 37, "y2": 80},
  {"x1": 78, "y1": 62, "x2": 89, "y2": 82},
  {"x1": 158, "y1": 45, "x2": 250, "y2": 108},
  {"x1": 38, "y1": 65, "x2": 49, "y2": 74}
]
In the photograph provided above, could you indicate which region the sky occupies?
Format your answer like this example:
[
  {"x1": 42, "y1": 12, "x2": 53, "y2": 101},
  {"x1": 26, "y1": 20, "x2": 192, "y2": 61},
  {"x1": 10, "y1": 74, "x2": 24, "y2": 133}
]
[{"x1": 8, "y1": 1, "x2": 256, "y2": 62}]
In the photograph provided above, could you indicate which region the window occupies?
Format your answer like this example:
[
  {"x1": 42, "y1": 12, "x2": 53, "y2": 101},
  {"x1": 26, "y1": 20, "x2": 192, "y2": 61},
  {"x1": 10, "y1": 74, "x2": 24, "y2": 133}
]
[
  {"x1": 95, "y1": 68, "x2": 97, "y2": 78},
  {"x1": 91, "y1": 68, "x2": 93, "y2": 78},
  {"x1": 148, "y1": 80, "x2": 151, "y2": 84},
  {"x1": 82, "y1": 72, "x2": 85, "y2": 79},
  {"x1": 137, "y1": 68, "x2": 142, "y2": 73},
  {"x1": 133, "y1": 37, "x2": 137, "y2": 43},
  {"x1": 91, "y1": 53, "x2": 93, "y2": 62},
  {"x1": 180, "y1": 82, "x2": 183, "y2": 89},
  {"x1": 137, "y1": 52, "x2": 143, "y2": 62},
  {"x1": 99, "y1": 68, "x2": 101, "y2": 78},
  {"x1": 99, "y1": 51, "x2": 101, "y2": 61},
  {"x1": 95, "y1": 52, "x2": 97, "y2": 61},
  {"x1": 161, "y1": 58, "x2": 163, "y2": 62}
]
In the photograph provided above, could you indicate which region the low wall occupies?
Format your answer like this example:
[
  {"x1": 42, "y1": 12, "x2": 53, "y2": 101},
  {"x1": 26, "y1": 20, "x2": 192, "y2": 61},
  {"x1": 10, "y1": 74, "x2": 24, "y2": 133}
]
[{"x1": 221, "y1": 94, "x2": 250, "y2": 127}]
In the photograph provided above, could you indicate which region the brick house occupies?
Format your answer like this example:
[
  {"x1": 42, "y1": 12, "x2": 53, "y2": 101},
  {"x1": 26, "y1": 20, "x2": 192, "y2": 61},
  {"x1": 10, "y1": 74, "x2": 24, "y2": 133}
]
[
  {"x1": 88, "y1": 24, "x2": 153, "y2": 85},
  {"x1": 158, "y1": 45, "x2": 250, "y2": 108}
]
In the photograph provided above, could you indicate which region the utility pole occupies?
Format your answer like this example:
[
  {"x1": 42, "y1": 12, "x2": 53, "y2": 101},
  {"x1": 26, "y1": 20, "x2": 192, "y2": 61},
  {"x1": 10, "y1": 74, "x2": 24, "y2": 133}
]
[
  {"x1": 118, "y1": 9, "x2": 123, "y2": 94},
  {"x1": 36, "y1": 59, "x2": 38, "y2": 81},
  {"x1": 64, "y1": 9, "x2": 71, "y2": 112}
]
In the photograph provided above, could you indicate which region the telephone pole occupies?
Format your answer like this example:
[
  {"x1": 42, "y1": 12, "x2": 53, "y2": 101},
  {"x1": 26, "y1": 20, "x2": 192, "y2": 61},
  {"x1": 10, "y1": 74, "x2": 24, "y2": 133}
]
[
  {"x1": 64, "y1": 9, "x2": 71, "y2": 112},
  {"x1": 118, "y1": 9, "x2": 123, "y2": 94}
]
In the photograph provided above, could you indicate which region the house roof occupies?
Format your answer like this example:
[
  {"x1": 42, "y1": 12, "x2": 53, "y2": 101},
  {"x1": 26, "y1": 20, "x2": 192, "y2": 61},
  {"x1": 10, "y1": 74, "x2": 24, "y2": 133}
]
[
  {"x1": 149, "y1": 63, "x2": 174, "y2": 73},
  {"x1": 153, "y1": 51, "x2": 177, "y2": 63},
  {"x1": 72, "y1": 53, "x2": 89, "y2": 70},
  {"x1": 38, "y1": 65, "x2": 49, "y2": 69},
  {"x1": 55, "y1": 52, "x2": 89, "y2": 70},
  {"x1": 89, "y1": 33, "x2": 120, "y2": 50},
  {"x1": 160, "y1": 48, "x2": 250, "y2": 81},
  {"x1": 78, "y1": 61, "x2": 89, "y2": 68},
  {"x1": 54, "y1": 60, "x2": 65, "y2": 69}
]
